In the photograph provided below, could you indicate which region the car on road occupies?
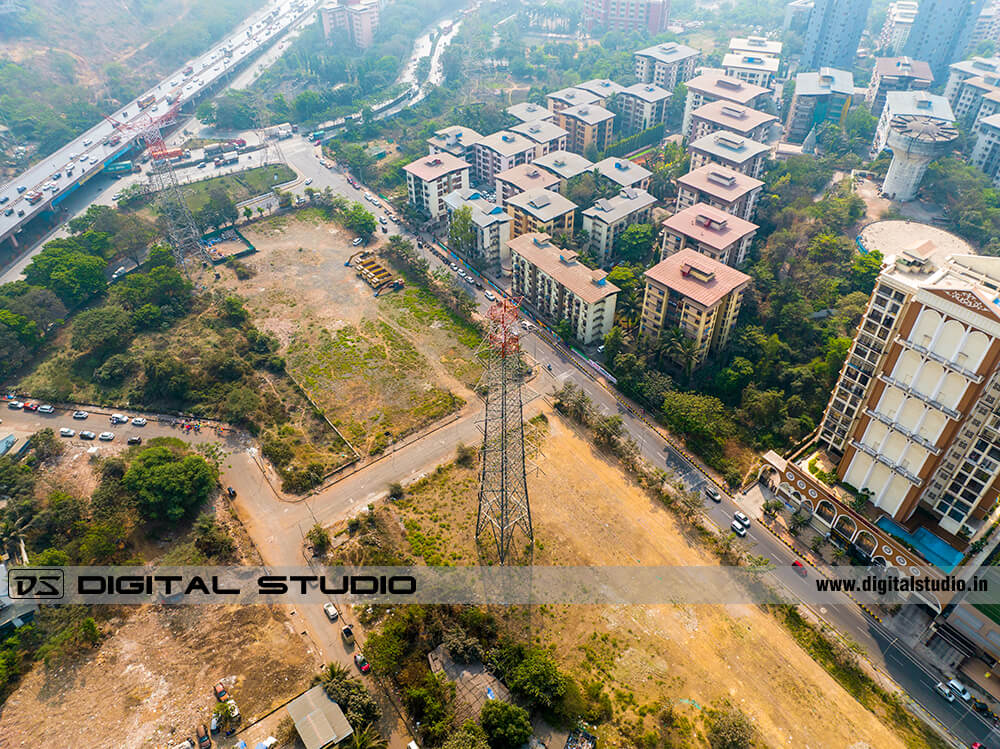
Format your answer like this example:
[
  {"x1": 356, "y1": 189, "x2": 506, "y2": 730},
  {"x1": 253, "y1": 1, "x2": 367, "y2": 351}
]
[
  {"x1": 132, "y1": 417, "x2": 147, "y2": 426},
  {"x1": 948, "y1": 678, "x2": 972, "y2": 701},
  {"x1": 792, "y1": 560, "x2": 808, "y2": 578},
  {"x1": 935, "y1": 681, "x2": 956, "y2": 701},
  {"x1": 484, "y1": 290, "x2": 496, "y2": 302},
  {"x1": 38, "y1": 404, "x2": 55, "y2": 414},
  {"x1": 79, "y1": 431, "x2": 96, "y2": 440},
  {"x1": 59, "y1": 428, "x2": 75, "y2": 438},
  {"x1": 198, "y1": 162, "x2": 208, "y2": 169},
  {"x1": 127, "y1": 436, "x2": 143, "y2": 445},
  {"x1": 324, "y1": 603, "x2": 339, "y2": 621},
  {"x1": 0, "y1": 196, "x2": 8, "y2": 205},
  {"x1": 730, "y1": 520, "x2": 747, "y2": 537},
  {"x1": 378, "y1": 216, "x2": 387, "y2": 225},
  {"x1": 734, "y1": 511, "x2": 750, "y2": 527},
  {"x1": 971, "y1": 743, "x2": 987, "y2": 749},
  {"x1": 23, "y1": 402, "x2": 38, "y2": 411},
  {"x1": 342, "y1": 624, "x2": 355, "y2": 644},
  {"x1": 110, "y1": 414, "x2": 128, "y2": 424},
  {"x1": 3, "y1": 208, "x2": 11, "y2": 217},
  {"x1": 703, "y1": 486, "x2": 721, "y2": 502},
  {"x1": 99, "y1": 432, "x2": 115, "y2": 441},
  {"x1": 7, "y1": 401, "x2": 23, "y2": 410},
  {"x1": 450, "y1": 263, "x2": 458, "y2": 271},
  {"x1": 72, "y1": 410, "x2": 89, "y2": 419},
  {"x1": 352, "y1": 237, "x2": 363, "y2": 246},
  {"x1": 213, "y1": 682, "x2": 229, "y2": 702},
  {"x1": 226, "y1": 487, "x2": 237, "y2": 498},
  {"x1": 354, "y1": 653, "x2": 371, "y2": 674},
  {"x1": 305, "y1": 178, "x2": 313, "y2": 185},
  {"x1": 196, "y1": 724, "x2": 211, "y2": 748}
]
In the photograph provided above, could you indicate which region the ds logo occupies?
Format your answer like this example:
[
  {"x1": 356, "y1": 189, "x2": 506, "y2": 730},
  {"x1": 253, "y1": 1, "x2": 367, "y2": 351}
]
[{"x1": 7, "y1": 568, "x2": 64, "y2": 599}]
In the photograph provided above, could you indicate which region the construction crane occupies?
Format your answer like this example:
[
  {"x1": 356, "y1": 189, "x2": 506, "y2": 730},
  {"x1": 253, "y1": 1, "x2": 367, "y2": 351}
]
[{"x1": 102, "y1": 99, "x2": 204, "y2": 267}]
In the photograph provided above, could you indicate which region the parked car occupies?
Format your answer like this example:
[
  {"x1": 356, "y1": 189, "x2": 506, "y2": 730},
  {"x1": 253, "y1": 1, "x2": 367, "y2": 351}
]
[
  {"x1": 23, "y1": 402, "x2": 38, "y2": 411},
  {"x1": 209, "y1": 715, "x2": 219, "y2": 734},
  {"x1": 98, "y1": 432, "x2": 115, "y2": 441},
  {"x1": 110, "y1": 413, "x2": 128, "y2": 424},
  {"x1": 127, "y1": 436, "x2": 143, "y2": 445},
  {"x1": 304, "y1": 178, "x2": 313, "y2": 185},
  {"x1": 7, "y1": 401, "x2": 23, "y2": 410},
  {"x1": 59, "y1": 428, "x2": 76, "y2": 438},
  {"x1": 226, "y1": 487, "x2": 237, "y2": 498},
  {"x1": 196, "y1": 724, "x2": 211, "y2": 748},
  {"x1": 213, "y1": 682, "x2": 229, "y2": 702},
  {"x1": 72, "y1": 410, "x2": 89, "y2": 419},
  {"x1": 730, "y1": 520, "x2": 747, "y2": 537},
  {"x1": 38, "y1": 404, "x2": 55, "y2": 414},
  {"x1": 792, "y1": 560, "x2": 808, "y2": 578},
  {"x1": 935, "y1": 681, "x2": 956, "y2": 702},
  {"x1": 132, "y1": 417, "x2": 147, "y2": 426},
  {"x1": 324, "y1": 602, "x2": 339, "y2": 621},
  {"x1": 170, "y1": 741, "x2": 195, "y2": 749},
  {"x1": 79, "y1": 431, "x2": 96, "y2": 440},
  {"x1": 734, "y1": 511, "x2": 750, "y2": 527},
  {"x1": 342, "y1": 624, "x2": 355, "y2": 645},
  {"x1": 354, "y1": 653, "x2": 371, "y2": 674},
  {"x1": 703, "y1": 486, "x2": 721, "y2": 502},
  {"x1": 484, "y1": 290, "x2": 496, "y2": 302},
  {"x1": 949, "y1": 679, "x2": 972, "y2": 701}
]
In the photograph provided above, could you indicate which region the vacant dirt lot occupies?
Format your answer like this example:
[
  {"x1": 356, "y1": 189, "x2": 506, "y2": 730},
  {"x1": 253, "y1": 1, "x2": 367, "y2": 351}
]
[
  {"x1": 198, "y1": 214, "x2": 480, "y2": 454},
  {"x1": 0, "y1": 604, "x2": 319, "y2": 749},
  {"x1": 389, "y1": 414, "x2": 912, "y2": 748}
]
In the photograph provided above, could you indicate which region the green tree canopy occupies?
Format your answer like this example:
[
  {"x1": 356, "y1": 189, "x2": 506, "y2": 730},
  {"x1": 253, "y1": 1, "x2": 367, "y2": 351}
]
[
  {"x1": 480, "y1": 700, "x2": 532, "y2": 749},
  {"x1": 123, "y1": 446, "x2": 218, "y2": 522}
]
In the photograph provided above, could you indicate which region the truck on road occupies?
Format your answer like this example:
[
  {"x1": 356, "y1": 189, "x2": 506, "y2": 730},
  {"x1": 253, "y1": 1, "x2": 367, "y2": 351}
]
[
  {"x1": 103, "y1": 161, "x2": 136, "y2": 176},
  {"x1": 25, "y1": 191, "x2": 43, "y2": 205},
  {"x1": 138, "y1": 94, "x2": 157, "y2": 109}
]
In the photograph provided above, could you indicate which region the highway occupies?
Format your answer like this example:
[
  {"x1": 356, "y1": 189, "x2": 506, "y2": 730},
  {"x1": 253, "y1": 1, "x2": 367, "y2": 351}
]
[{"x1": 0, "y1": 0, "x2": 319, "y2": 248}]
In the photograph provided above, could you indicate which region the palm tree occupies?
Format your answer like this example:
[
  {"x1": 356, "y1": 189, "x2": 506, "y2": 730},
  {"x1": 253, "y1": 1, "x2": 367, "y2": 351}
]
[
  {"x1": 350, "y1": 724, "x2": 388, "y2": 749},
  {"x1": 667, "y1": 334, "x2": 699, "y2": 383}
]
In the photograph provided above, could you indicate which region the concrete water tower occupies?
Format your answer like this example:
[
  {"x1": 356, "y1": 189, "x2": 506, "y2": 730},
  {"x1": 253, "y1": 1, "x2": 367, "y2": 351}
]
[{"x1": 882, "y1": 114, "x2": 958, "y2": 202}]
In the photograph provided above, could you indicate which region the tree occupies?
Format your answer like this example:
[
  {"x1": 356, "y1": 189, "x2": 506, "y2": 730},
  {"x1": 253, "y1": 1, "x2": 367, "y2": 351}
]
[
  {"x1": 706, "y1": 706, "x2": 756, "y2": 749},
  {"x1": 553, "y1": 318, "x2": 574, "y2": 343},
  {"x1": 602, "y1": 326, "x2": 625, "y2": 362},
  {"x1": 592, "y1": 414, "x2": 624, "y2": 447},
  {"x1": 480, "y1": 700, "x2": 532, "y2": 749},
  {"x1": 213, "y1": 700, "x2": 239, "y2": 731},
  {"x1": 23, "y1": 243, "x2": 106, "y2": 307},
  {"x1": 123, "y1": 446, "x2": 218, "y2": 522},
  {"x1": 307, "y1": 523, "x2": 331, "y2": 554},
  {"x1": 507, "y1": 648, "x2": 567, "y2": 710},
  {"x1": 320, "y1": 663, "x2": 382, "y2": 728},
  {"x1": 343, "y1": 202, "x2": 377, "y2": 240},
  {"x1": 194, "y1": 514, "x2": 236, "y2": 560},
  {"x1": 448, "y1": 205, "x2": 475, "y2": 256},
  {"x1": 614, "y1": 223, "x2": 654, "y2": 263},
  {"x1": 143, "y1": 352, "x2": 191, "y2": 400},
  {"x1": 349, "y1": 724, "x2": 388, "y2": 749},
  {"x1": 442, "y1": 722, "x2": 489, "y2": 749},
  {"x1": 71, "y1": 306, "x2": 133, "y2": 357}
]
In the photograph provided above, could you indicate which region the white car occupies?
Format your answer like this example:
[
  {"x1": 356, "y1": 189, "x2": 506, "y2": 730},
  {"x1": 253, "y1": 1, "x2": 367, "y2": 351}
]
[
  {"x1": 83, "y1": 138, "x2": 92, "y2": 146},
  {"x1": 38, "y1": 404, "x2": 55, "y2": 414},
  {"x1": 948, "y1": 679, "x2": 971, "y2": 701},
  {"x1": 324, "y1": 603, "x2": 339, "y2": 621},
  {"x1": 72, "y1": 410, "x2": 89, "y2": 420},
  {"x1": 734, "y1": 511, "x2": 751, "y2": 527},
  {"x1": 484, "y1": 290, "x2": 496, "y2": 302},
  {"x1": 730, "y1": 520, "x2": 747, "y2": 538},
  {"x1": 132, "y1": 417, "x2": 147, "y2": 426},
  {"x1": 59, "y1": 428, "x2": 75, "y2": 438},
  {"x1": 98, "y1": 432, "x2": 115, "y2": 441},
  {"x1": 352, "y1": 237, "x2": 363, "y2": 246},
  {"x1": 934, "y1": 681, "x2": 956, "y2": 703},
  {"x1": 305, "y1": 178, "x2": 313, "y2": 185}
]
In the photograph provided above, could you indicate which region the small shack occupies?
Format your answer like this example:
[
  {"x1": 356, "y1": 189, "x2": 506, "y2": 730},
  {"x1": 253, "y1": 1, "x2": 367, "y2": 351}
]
[{"x1": 285, "y1": 685, "x2": 354, "y2": 748}]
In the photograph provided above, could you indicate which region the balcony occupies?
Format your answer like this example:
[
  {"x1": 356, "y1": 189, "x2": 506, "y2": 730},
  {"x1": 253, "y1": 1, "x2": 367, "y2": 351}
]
[
  {"x1": 863, "y1": 408, "x2": 942, "y2": 455},
  {"x1": 849, "y1": 440, "x2": 923, "y2": 486},
  {"x1": 896, "y1": 336, "x2": 983, "y2": 383},
  {"x1": 878, "y1": 373, "x2": 962, "y2": 420}
]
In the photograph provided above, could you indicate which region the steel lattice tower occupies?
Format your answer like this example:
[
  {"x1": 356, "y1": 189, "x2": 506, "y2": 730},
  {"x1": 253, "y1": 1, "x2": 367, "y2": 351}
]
[
  {"x1": 139, "y1": 123, "x2": 205, "y2": 266},
  {"x1": 476, "y1": 298, "x2": 532, "y2": 564},
  {"x1": 252, "y1": 94, "x2": 286, "y2": 168}
]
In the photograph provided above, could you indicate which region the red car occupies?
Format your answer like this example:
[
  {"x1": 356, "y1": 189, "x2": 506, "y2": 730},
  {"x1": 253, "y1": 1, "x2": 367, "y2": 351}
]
[
  {"x1": 792, "y1": 560, "x2": 808, "y2": 578},
  {"x1": 23, "y1": 402, "x2": 39, "y2": 412},
  {"x1": 213, "y1": 682, "x2": 229, "y2": 702},
  {"x1": 354, "y1": 653, "x2": 371, "y2": 674},
  {"x1": 971, "y1": 743, "x2": 987, "y2": 749}
]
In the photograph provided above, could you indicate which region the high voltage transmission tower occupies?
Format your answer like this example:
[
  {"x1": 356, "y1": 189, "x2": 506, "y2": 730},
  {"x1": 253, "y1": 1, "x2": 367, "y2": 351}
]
[
  {"x1": 476, "y1": 298, "x2": 532, "y2": 564},
  {"x1": 251, "y1": 94, "x2": 286, "y2": 168}
]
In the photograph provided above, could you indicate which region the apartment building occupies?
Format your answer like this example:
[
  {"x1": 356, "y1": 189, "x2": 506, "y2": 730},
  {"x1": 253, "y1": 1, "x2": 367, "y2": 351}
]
[
  {"x1": 872, "y1": 91, "x2": 955, "y2": 154},
  {"x1": 471, "y1": 131, "x2": 537, "y2": 186},
  {"x1": 818, "y1": 243, "x2": 1000, "y2": 554},
  {"x1": 495, "y1": 163, "x2": 560, "y2": 207},
  {"x1": 722, "y1": 53, "x2": 780, "y2": 89},
  {"x1": 505, "y1": 188, "x2": 577, "y2": 238},
  {"x1": 783, "y1": 0, "x2": 814, "y2": 33},
  {"x1": 547, "y1": 86, "x2": 601, "y2": 113},
  {"x1": 556, "y1": 104, "x2": 616, "y2": 155},
  {"x1": 321, "y1": 0, "x2": 380, "y2": 49},
  {"x1": 675, "y1": 164, "x2": 764, "y2": 222},
  {"x1": 801, "y1": 0, "x2": 872, "y2": 70},
  {"x1": 593, "y1": 157, "x2": 652, "y2": 191},
  {"x1": 427, "y1": 125, "x2": 482, "y2": 161},
  {"x1": 509, "y1": 120, "x2": 569, "y2": 158},
  {"x1": 532, "y1": 150, "x2": 595, "y2": 190},
  {"x1": 945, "y1": 57, "x2": 1000, "y2": 127},
  {"x1": 634, "y1": 42, "x2": 700, "y2": 89},
  {"x1": 661, "y1": 202, "x2": 758, "y2": 267},
  {"x1": 442, "y1": 188, "x2": 513, "y2": 270},
  {"x1": 507, "y1": 102, "x2": 556, "y2": 124},
  {"x1": 904, "y1": 0, "x2": 988, "y2": 81},
  {"x1": 582, "y1": 0, "x2": 670, "y2": 35},
  {"x1": 729, "y1": 36, "x2": 783, "y2": 59},
  {"x1": 682, "y1": 73, "x2": 772, "y2": 137},
  {"x1": 640, "y1": 249, "x2": 751, "y2": 367},
  {"x1": 968, "y1": 2, "x2": 1000, "y2": 55},
  {"x1": 687, "y1": 131, "x2": 770, "y2": 179},
  {"x1": 617, "y1": 83, "x2": 672, "y2": 136},
  {"x1": 866, "y1": 57, "x2": 934, "y2": 115},
  {"x1": 969, "y1": 113, "x2": 1000, "y2": 186},
  {"x1": 878, "y1": 1, "x2": 920, "y2": 54},
  {"x1": 509, "y1": 233, "x2": 619, "y2": 345},
  {"x1": 581, "y1": 188, "x2": 657, "y2": 265},
  {"x1": 945, "y1": 56, "x2": 1000, "y2": 105},
  {"x1": 403, "y1": 153, "x2": 471, "y2": 219},
  {"x1": 688, "y1": 100, "x2": 778, "y2": 143},
  {"x1": 575, "y1": 78, "x2": 626, "y2": 105},
  {"x1": 785, "y1": 67, "x2": 855, "y2": 143}
]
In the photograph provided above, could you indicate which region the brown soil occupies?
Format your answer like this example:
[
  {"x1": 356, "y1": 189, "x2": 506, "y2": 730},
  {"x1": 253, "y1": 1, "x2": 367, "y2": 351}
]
[{"x1": 388, "y1": 413, "x2": 910, "y2": 749}]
